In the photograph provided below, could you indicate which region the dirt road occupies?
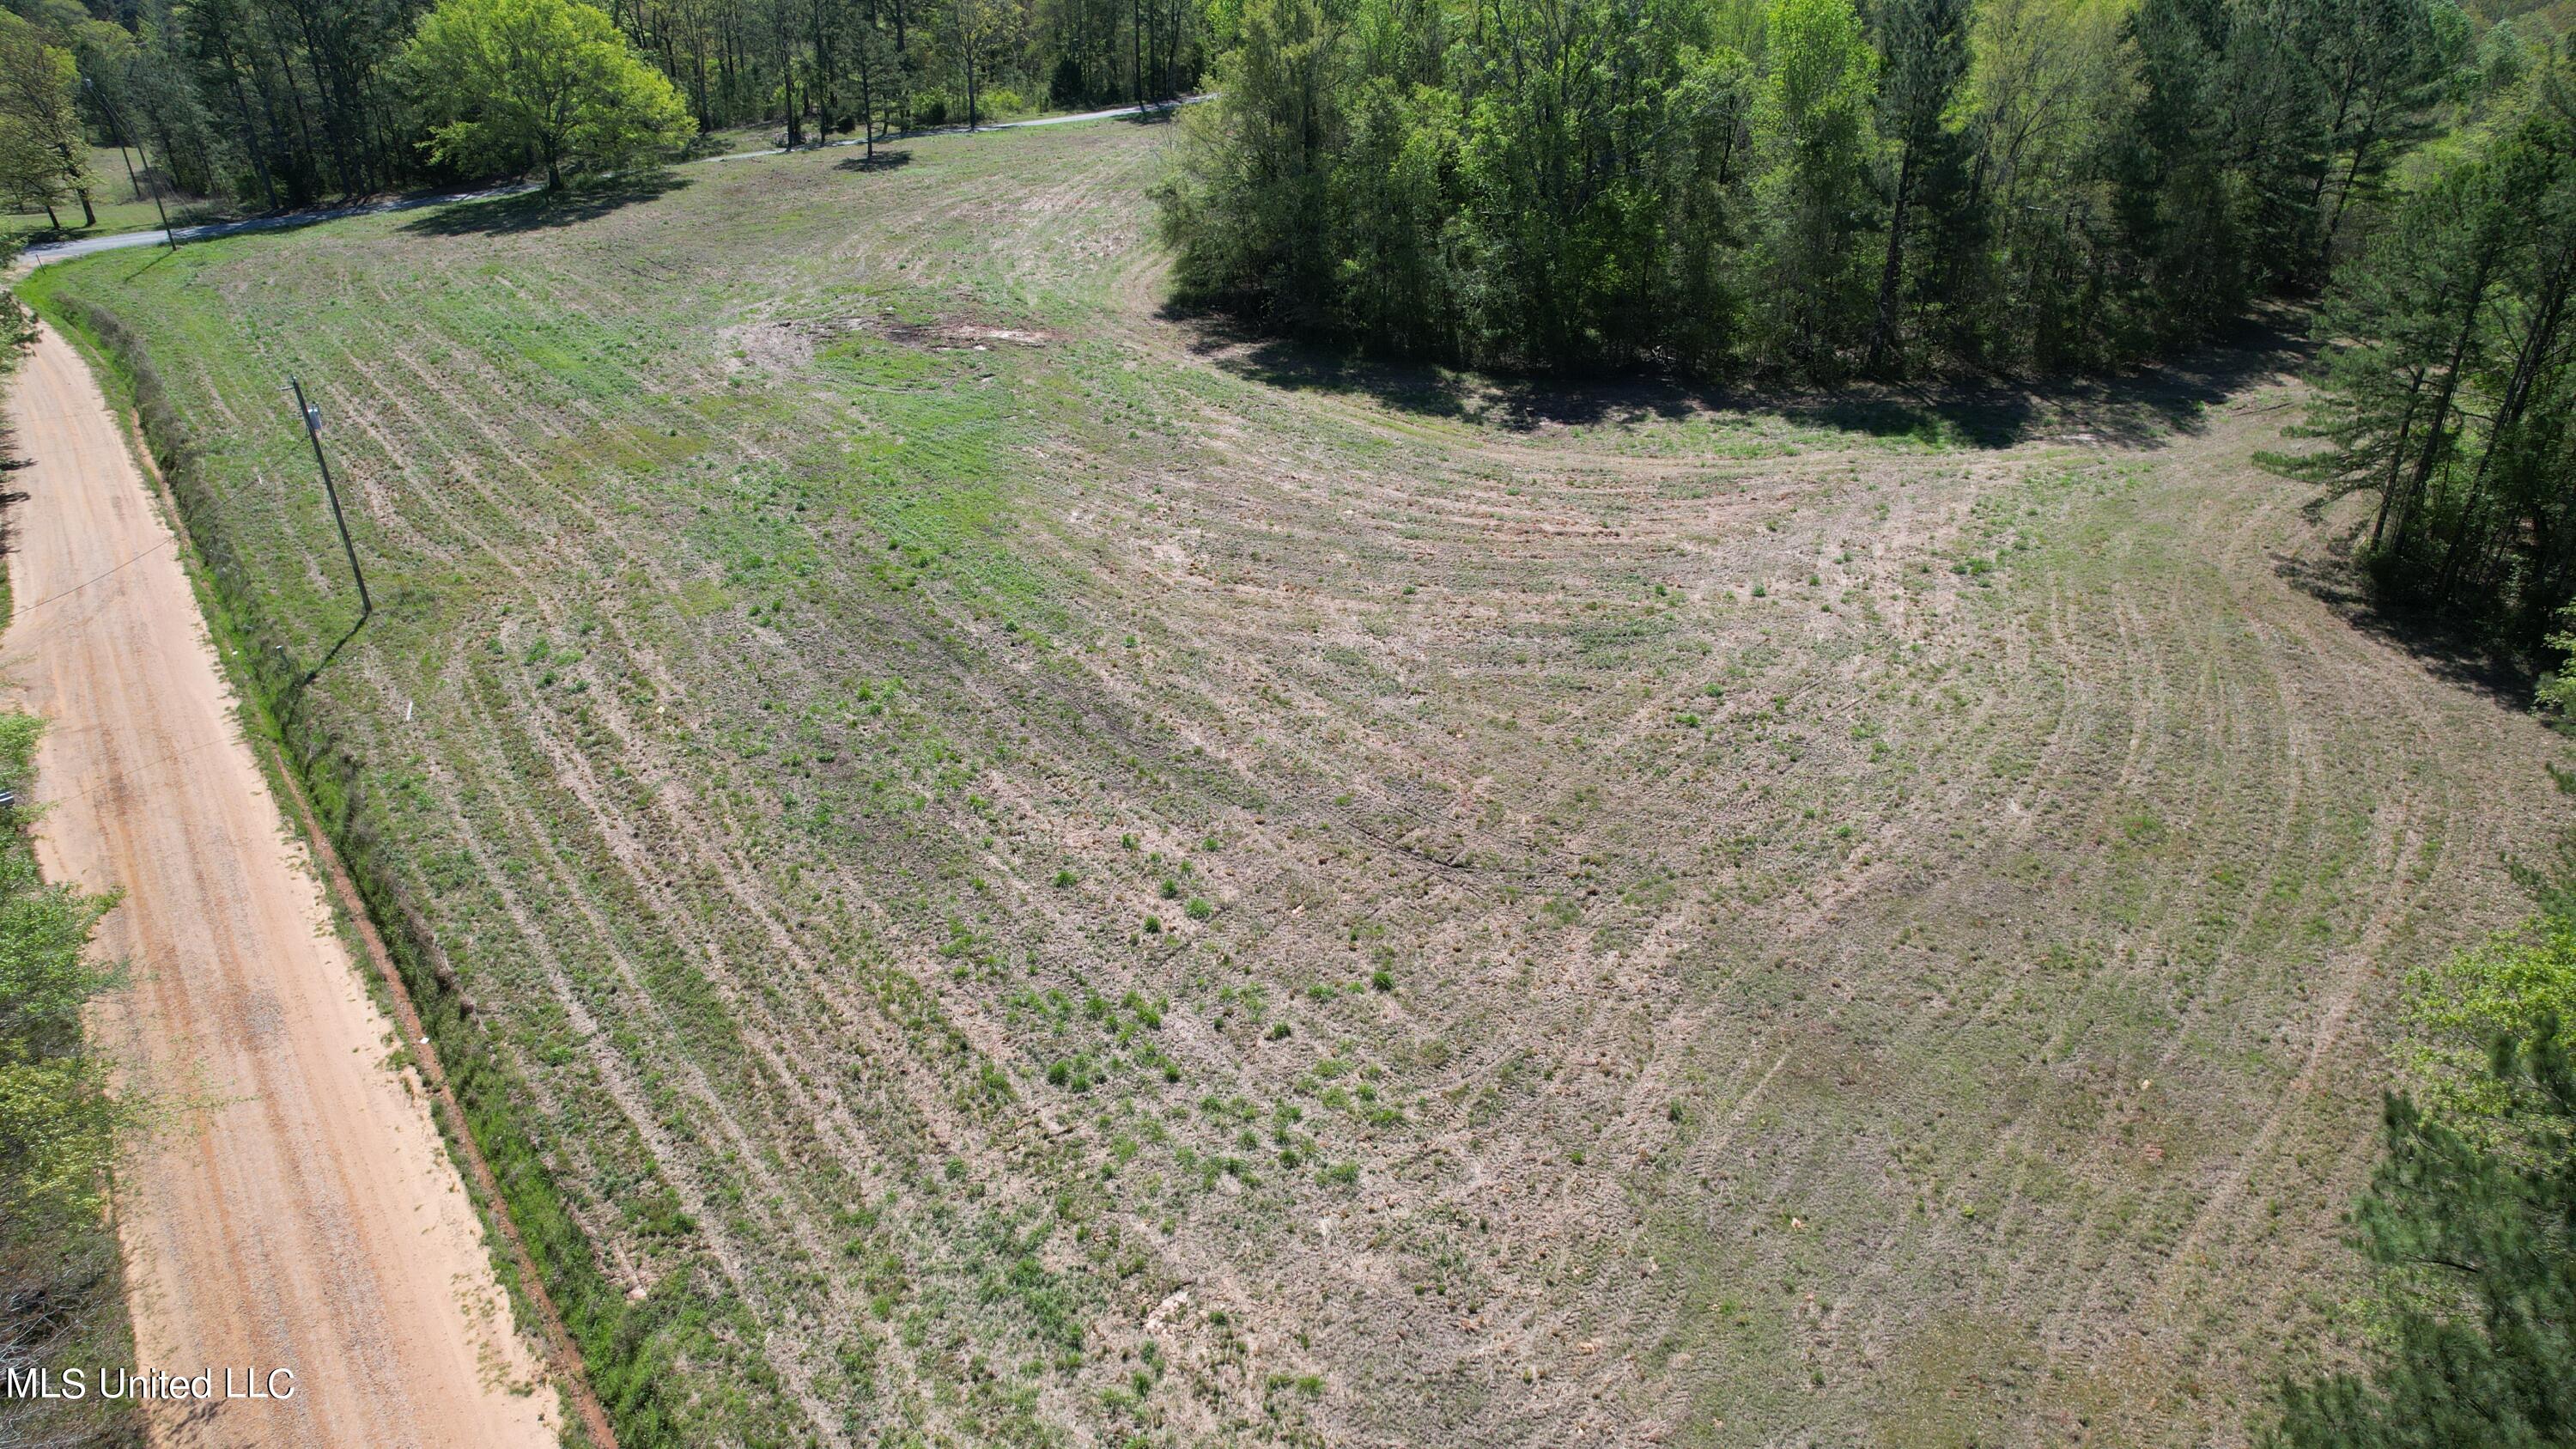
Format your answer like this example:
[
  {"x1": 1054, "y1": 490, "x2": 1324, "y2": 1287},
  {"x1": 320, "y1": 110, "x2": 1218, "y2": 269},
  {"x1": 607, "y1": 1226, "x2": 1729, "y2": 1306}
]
[{"x1": 1, "y1": 322, "x2": 560, "y2": 1449}]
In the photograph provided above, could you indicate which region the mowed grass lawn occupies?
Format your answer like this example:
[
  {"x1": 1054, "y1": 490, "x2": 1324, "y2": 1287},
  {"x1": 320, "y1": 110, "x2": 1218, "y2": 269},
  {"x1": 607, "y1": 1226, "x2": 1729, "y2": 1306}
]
[{"x1": 23, "y1": 117, "x2": 2569, "y2": 1448}]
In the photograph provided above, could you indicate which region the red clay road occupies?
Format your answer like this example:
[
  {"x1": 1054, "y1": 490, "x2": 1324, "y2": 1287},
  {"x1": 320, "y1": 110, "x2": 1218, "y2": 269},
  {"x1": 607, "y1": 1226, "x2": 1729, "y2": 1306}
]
[{"x1": 3, "y1": 321, "x2": 562, "y2": 1448}]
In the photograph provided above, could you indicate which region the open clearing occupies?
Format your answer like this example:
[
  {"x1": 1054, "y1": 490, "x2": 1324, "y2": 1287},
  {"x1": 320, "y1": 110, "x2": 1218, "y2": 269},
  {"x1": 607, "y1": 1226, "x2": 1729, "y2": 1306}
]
[
  {"x1": 0, "y1": 324, "x2": 559, "y2": 1447},
  {"x1": 22, "y1": 116, "x2": 2570, "y2": 1446}
]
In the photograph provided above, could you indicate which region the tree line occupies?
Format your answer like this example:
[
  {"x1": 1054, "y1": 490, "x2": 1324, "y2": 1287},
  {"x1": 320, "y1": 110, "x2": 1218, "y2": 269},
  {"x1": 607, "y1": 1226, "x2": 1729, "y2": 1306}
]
[
  {"x1": 0, "y1": 0, "x2": 1213, "y2": 214},
  {"x1": 1157, "y1": 0, "x2": 2516, "y2": 381},
  {"x1": 2277, "y1": 40, "x2": 2576, "y2": 655}
]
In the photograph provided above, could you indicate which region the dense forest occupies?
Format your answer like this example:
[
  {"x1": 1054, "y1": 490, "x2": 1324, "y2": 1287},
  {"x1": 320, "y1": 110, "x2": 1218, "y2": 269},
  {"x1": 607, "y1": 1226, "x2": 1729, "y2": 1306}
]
[
  {"x1": 0, "y1": 0, "x2": 1207, "y2": 210},
  {"x1": 1159, "y1": 0, "x2": 2538, "y2": 380}
]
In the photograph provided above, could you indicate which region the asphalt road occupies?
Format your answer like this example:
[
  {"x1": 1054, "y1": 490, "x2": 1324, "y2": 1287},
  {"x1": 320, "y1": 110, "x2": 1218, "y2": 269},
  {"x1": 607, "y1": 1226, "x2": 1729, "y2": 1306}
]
[{"x1": 22, "y1": 97, "x2": 1203, "y2": 267}]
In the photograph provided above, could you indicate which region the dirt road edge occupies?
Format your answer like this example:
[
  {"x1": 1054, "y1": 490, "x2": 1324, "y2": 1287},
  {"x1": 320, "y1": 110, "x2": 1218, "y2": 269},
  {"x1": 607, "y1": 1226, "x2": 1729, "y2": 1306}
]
[
  {"x1": 263, "y1": 740, "x2": 619, "y2": 1449},
  {"x1": 24, "y1": 293, "x2": 623, "y2": 1449}
]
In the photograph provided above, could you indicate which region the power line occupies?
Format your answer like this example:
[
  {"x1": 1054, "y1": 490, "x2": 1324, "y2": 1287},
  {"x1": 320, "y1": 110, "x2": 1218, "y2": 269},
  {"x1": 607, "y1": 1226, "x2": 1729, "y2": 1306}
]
[
  {"x1": 7, "y1": 536, "x2": 173, "y2": 619},
  {"x1": 81, "y1": 78, "x2": 173, "y2": 252}
]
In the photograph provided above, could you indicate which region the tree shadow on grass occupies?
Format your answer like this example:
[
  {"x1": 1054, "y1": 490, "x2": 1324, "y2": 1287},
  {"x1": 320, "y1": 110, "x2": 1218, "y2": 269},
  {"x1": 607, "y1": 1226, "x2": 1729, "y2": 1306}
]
[
  {"x1": 2269, "y1": 526, "x2": 2543, "y2": 709},
  {"x1": 1171, "y1": 302, "x2": 2312, "y2": 452},
  {"x1": 835, "y1": 149, "x2": 914, "y2": 173},
  {"x1": 398, "y1": 173, "x2": 690, "y2": 237}
]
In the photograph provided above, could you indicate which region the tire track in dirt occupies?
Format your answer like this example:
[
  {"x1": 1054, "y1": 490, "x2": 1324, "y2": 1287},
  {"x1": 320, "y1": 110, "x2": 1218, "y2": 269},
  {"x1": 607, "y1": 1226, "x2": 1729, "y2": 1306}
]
[{"x1": 433, "y1": 658, "x2": 856, "y2": 1442}]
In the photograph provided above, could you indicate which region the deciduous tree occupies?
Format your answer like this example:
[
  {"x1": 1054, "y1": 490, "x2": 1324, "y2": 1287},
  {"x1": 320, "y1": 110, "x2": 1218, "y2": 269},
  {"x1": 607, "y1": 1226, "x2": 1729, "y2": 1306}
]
[
  {"x1": 401, "y1": 0, "x2": 696, "y2": 189},
  {"x1": 1751, "y1": 0, "x2": 1880, "y2": 368},
  {"x1": 0, "y1": 13, "x2": 95, "y2": 226}
]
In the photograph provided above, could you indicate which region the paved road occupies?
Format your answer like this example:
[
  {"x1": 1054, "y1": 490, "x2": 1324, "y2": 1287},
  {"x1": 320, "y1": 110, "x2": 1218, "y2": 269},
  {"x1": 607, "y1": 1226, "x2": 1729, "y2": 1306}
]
[
  {"x1": 706, "y1": 95, "x2": 1199, "y2": 163},
  {"x1": 23, "y1": 98, "x2": 1203, "y2": 267},
  {"x1": 1, "y1": 322, "x2": 562, "y2": 1449},
  {"x1": 21, "y1": 185, "x2": 538, "y2": 264}
]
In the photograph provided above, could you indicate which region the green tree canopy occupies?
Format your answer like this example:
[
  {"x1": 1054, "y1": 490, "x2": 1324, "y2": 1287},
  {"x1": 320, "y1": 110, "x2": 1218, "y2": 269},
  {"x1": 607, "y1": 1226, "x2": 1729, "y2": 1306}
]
[
  {"x1": 1163, "y1": 0, "x2": 2498, "y2": 383},
  {"x1": 0, "y1": 116, "x2": 71, "y2": 227},
  {"x1": 2271, "y1": 1019, "x2": 2576, "y2": 1448},
  {"x1": 400, "y1": 0, "x2": 695, "y2": 191},
  {"x1": 2269, "y1": 50, "x2": 2576, "y2": 648},
  {"x1": 1751, "y1": 0, "x2": 1880, "y2": 368},
  {"x1": 0, "y1": 12, "x2": 94, "y2": 227}
]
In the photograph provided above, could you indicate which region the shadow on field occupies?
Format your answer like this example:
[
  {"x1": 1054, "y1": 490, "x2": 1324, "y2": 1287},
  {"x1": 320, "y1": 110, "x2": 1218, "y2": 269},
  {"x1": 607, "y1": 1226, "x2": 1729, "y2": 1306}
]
[
  {"x1": 114, "y1": 247, "x2": 179, "y2": 286},
  {"x1": 2020, "y1": 312, "x2": 2316, "y2": 448},
  {"x1": 2271, "y1": 531, "x2": 2539, "y2": 706},
  {"x1": 1173, "y1": 305, "x2": 2312, "y2": 452},
  {"x1": 835, "y1": 149, "x2": 914, "y2": 172},
  {"x1": 399, "y1": 174, "x2": 690, "y2": 237},
  {"x1": 291, "y1": 614, "x2": 369, "y2": 692}
]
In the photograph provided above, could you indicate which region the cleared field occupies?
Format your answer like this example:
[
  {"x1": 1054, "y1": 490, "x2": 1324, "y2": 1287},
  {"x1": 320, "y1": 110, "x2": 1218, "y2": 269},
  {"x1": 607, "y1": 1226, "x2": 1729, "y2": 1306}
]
[{"x1": 25, "y1": 116, "x2": 2569, "y2": 1447}]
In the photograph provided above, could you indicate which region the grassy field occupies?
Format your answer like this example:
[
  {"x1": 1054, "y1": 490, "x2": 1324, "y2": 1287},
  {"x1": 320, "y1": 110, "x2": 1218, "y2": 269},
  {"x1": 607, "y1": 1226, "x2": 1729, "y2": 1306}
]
[{"x1": 21, "y1": 115, "x2": 2572, "y2": 1447}]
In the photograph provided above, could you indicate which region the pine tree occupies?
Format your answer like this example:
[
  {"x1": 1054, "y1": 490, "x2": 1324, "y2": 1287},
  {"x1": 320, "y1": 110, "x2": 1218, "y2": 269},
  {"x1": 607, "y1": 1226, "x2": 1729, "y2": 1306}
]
[
  {"x1": 2271, "y1": 1019, "x2": 2576, "y2": 1447},
  {"x1": 2275, "y1": 52, "x2": 2576, "y2": 642}
]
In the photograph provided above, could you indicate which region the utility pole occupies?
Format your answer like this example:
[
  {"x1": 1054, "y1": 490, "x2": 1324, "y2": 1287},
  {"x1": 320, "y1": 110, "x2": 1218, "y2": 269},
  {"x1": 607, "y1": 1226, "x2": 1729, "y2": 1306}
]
[
  {"x1": 83, "y1": 77, "x2": 173, "y2": 250},
  {"x1": 289, "y1": 376, "x2": 371, "y2": 623}
]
